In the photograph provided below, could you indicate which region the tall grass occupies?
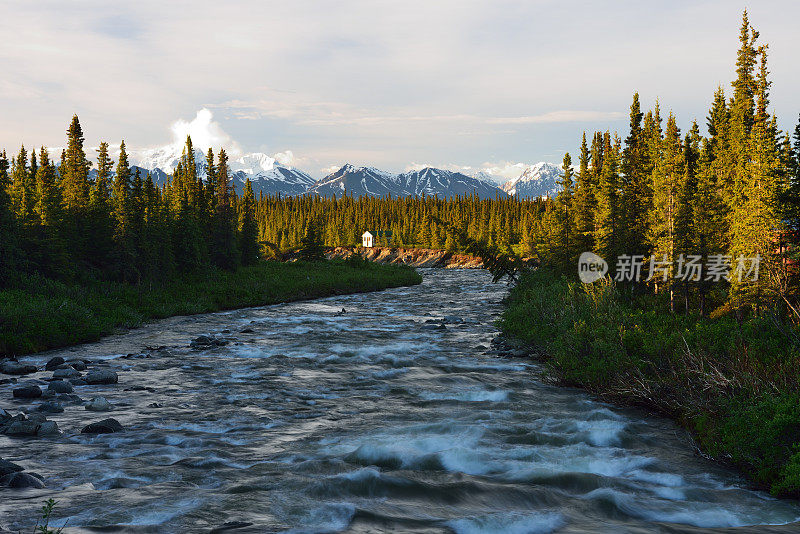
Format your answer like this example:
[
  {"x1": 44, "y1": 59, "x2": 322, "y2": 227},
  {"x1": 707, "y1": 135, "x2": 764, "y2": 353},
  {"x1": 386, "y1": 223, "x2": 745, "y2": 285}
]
[
  {"x1": 0, "y1": 260, "x2": 421, "y2": 356},
  {"x1": 501, "y1": 269, "x2": 800, "y2": 497}
]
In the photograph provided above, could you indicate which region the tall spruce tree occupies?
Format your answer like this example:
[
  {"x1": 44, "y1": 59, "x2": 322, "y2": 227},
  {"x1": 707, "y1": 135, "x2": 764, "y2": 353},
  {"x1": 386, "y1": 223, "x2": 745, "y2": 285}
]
[
  {"x1": 238, "y1": 178, "x2": 259, "y2": 265},
  {"x1": 61, "y1": 115, "x2": 91, "y2": 212},
  {"x1": 211, "y1": 148, "x2": 239, "y2": 269},
  {"x1": 34, "y1": 148, "x2": 61, "y2": 228},
  {"x1": 0, "y1": 150, "x2": 19, "y2": 286},
  {"x1": 572, "y1": 132, "x2": 595, "y2": 253}
]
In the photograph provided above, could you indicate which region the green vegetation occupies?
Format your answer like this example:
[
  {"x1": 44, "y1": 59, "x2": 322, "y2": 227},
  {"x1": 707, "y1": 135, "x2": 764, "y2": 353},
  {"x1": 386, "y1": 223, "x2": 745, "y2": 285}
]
[
  {"x1": 1, "y1": 260, "x2": 421, "y2": 356},
  {"x1": 498, "y1": 11, "x2": 800, "y2": 499},
  {"x1": 501, "y1": 270, "x2": 800, "y2": 497},
  {"x1": 34, "y1": 499, "x2": 65, "y2": 534}
]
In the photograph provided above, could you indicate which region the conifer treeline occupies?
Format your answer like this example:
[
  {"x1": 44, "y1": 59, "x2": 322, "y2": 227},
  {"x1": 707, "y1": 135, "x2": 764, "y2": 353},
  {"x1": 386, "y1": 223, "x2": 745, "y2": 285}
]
[
  {"x1": 535, "y1": 11, "x2": 800, "y2": 315},
  {"x1": 255, "y1": 193, "x2": 544, "y2": 253},
  {"x1": 0, "y1": 117, "x2": 259, "y2": 286}
]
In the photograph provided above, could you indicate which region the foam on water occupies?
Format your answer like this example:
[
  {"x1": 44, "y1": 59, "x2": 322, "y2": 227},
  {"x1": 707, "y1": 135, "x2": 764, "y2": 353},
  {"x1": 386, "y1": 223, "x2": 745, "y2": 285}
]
[
  {"x1": 447, "y1": 511, "x2": 566, "y2": 534},
  {"x1": 419, "y1": 389, "x2": 510, "y2": 402}
]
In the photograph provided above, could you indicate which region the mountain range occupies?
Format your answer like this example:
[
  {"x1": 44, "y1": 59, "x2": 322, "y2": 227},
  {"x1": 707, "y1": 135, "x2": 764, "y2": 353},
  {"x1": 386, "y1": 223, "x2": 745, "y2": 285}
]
[{"x1": 128, "y1": 146, "x2": 562, "y2": 199}]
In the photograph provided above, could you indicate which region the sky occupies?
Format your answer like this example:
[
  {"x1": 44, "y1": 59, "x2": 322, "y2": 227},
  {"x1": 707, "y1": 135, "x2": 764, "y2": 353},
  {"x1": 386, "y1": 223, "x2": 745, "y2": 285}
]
[{"x1": 1, "y1": 1, "x2": 799, "y2": 181}]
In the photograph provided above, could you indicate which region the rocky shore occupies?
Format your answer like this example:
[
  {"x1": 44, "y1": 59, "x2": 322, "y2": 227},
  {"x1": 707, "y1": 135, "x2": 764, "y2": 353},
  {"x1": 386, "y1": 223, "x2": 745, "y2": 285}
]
[{"x1": 326, "y1": 246, "x2": 484, "y2": 268}]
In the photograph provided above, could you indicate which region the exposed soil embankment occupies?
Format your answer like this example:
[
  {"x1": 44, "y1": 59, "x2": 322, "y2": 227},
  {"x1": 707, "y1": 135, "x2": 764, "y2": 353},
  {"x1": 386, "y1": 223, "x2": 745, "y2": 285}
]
[{"x1": 326, "y1": 246, "x2": 484, "y2": 268}]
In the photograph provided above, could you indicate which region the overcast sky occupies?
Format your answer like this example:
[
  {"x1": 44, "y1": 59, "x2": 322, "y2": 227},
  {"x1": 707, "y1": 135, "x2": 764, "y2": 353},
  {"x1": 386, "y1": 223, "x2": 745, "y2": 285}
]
[{"x1": 1, "y1": 1, "x2": 798, "y2": 179}]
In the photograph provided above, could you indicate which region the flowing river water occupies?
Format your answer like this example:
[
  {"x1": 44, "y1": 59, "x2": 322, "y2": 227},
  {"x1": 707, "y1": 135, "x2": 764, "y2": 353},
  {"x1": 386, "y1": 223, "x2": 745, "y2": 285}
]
[{"x1": 2, "y1": 269, "x2": 800, "y2": 533}]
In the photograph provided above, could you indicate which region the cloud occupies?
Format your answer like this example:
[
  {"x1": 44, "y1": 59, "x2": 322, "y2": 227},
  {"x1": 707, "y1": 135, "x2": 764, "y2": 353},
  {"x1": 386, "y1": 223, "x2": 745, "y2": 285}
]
[
  {"x1": 1, "y1": 1, "x2": 798, "y2": 173},
  {"x1": 486, "y1": 111, "x2": 627, "y2": 125},
  {"x1": 169, "y1": 108, "x2": 240, "y2": 155},
  {"x1": 272, "y1": 150, "x2": 295, "y2": 167}
]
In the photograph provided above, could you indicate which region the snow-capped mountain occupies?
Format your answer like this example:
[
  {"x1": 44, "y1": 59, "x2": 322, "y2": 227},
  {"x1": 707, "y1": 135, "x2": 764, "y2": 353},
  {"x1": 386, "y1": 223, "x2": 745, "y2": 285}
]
[
  {"x1": 305, "y1": 164, "x2": 401, "y2": 197},
  {"x1": 395, "y1": 168, "x2": 506, "y2": 199},
  {"x1": 501, "y1": 162, "x2": 562, "y2": 198},
  {"x1": 305, "y1": 164, "x2": 507, "y2": 199},
  {"x1": 131, "y1": 146, "x2": 315, "y2": 196},
  {"x1": 471, "y1": 171, "x2": 504, "y2": 184}
]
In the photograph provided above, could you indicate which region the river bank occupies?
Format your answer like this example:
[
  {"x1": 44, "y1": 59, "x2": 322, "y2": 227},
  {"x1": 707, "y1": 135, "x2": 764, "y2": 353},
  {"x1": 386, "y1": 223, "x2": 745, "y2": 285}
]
[
  {"x1": 0, "y1": 260, "x2": 421, "y2": 357},
  {"x1": 500, "y1": 269, "x2": 800, "y2": 499},
  {"x1": 326, "y1": 246, "x2": 485, "y2": 268}
]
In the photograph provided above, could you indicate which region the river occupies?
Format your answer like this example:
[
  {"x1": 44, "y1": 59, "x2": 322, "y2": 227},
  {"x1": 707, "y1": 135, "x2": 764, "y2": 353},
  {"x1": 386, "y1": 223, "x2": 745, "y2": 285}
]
[{"x1": 2, "y1": 269, "x2": 800, "y2": 533}]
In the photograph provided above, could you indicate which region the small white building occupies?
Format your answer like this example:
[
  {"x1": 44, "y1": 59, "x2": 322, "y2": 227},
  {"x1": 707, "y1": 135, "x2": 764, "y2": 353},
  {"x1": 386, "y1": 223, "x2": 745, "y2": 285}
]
[{"x1": 362, "y1": 231, "x2": 374, "y2": 248}]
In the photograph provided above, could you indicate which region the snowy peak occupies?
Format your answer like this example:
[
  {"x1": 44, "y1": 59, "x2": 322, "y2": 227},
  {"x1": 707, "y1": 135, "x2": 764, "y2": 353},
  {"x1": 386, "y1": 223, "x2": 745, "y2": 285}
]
[
  {"x1": 307, "y1": 165, "x2": 507, "y2": 199},
  {"x1": 129, "y1": 146, "x2": 315, "y2": 196},
  {"x1": 501, "y1": 162, "x2": 562, "y2": 198},
  {"x1": 397, "y1": 168, "x2": 506, "y2": 199},
  {"x1": 230, "y1": 152, "x2": 276, "y2": 175}
]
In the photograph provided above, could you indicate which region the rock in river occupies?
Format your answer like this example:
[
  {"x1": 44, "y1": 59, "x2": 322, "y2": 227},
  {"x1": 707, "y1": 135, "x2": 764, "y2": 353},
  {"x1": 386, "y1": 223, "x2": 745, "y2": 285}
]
[
  {"x1": 81, "y1": 418, "x2": 123, "y2": 434},
  {"x1": 37, "y1": 421, "x2": 60, "y2": 436},
  {"x1": 0, "y1": 471, "x2": 46, "y2": 489},
  {"x1": 47, "y1": 380, "x2": 73, "y2": 394},
  {"x1": 1, "y1": 361, "x2": 38, "y2": 376},
  {"x1": 12, "y1": 385, "x2": 42, "y2": 399},
  {"x1": 52, "y1": 367, "x2": 81, "y2": 379},
  {"x1": 85, "y1": 369, "x2": 118, "y2": 385},
  {"x1": 37, "y1": 401, "x2": 64, "y2": 414},
  {"x1": 4, "y1": 420, "x2": 40, "y2": 436},
  {"x1": 45, "y1": 357, "x2": 65, "y2": 371},
  {"x1": 0, "y1": 459, "x2": 24, "y2": 477},
  {"x1": 85, "y1": 397, "x2": 112, "y2": 412}
]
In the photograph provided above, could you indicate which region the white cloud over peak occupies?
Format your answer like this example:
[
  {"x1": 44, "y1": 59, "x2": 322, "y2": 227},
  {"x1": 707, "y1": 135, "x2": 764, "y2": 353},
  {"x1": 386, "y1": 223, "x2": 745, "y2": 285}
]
[{"x1": 169, "y1": 108, "x2": 240, "y2": 155}]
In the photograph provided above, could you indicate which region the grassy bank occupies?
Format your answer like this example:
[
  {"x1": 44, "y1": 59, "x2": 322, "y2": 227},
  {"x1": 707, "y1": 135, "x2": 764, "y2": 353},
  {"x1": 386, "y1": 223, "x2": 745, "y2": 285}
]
[
  {"x1": 0, "y1": 260, "x2": 421, "y2": 356},
  {"x1": 500, "y1": 270, "x2": 800, "y2": 498}
]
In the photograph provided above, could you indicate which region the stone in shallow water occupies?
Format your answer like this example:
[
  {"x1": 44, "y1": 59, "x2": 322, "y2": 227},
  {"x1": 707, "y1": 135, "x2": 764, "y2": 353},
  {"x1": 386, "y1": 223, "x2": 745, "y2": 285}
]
[
  {"x1": 85, "y1": 369, "x2": 118, "y2": 385},
  {"x1": 47, "y1": 380, "x2": 73, "y2": 394},
  {"x1": 45, "y1": 357, "x2": 65, "y2": 371},
  {"x1": 0, "y1": 471, "x2": 45, "y2": 489},
  {"x1": 52, "y1": 367, "x2": 80, "y2": 379},
  {"x1": 69, "y1": 360, "x2": 87, "y2": 371},
  {"x1": 4, "y1": 420, "x2": 41, "y2": 436},
  {"x1": 81, "y1": 418, "x2": 123, "y2": 434},
  {"x1": 0, "y1": 458, "x2": 24, "y2": 477},
  {"x1": 12, "y1": 385, "x2": 42, "y2": 399},
  {"x1": 85, "y1": 397, "x2": 112, "y2": 412},
  {"x1": 37, "y1": 421, "x2": 60, "y2": 436},
  {"x1": 37, "y1": 401, "x2": 64, "y2": 414},
  {"x1": 1, "y1": 361, "x2": 38, "y2": 376}
]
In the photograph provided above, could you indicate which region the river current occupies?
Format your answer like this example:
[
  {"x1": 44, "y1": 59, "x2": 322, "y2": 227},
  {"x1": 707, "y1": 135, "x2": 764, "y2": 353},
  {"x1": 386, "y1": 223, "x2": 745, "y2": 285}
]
[{"x1": 2, "y1": 269, "x2": 800, "y2": 533}]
